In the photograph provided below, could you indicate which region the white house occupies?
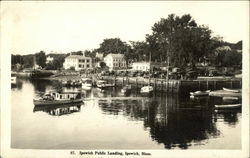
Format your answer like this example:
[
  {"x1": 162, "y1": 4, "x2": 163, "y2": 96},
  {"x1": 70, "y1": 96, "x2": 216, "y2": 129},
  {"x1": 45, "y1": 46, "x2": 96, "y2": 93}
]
[
  {"x1": 46, "y1": 56, "x2": 54, "y2": 64},
  {"x1": 63, "y1": 55, "x2": 92, "y2": 71},
  {"x1": 132, "y1": 62, "x2": 163, "y2": 71},
  {"x1": 104, "y1": 54, "x2": 126, "y2": 70},
  {"x1": 132, "y1": 62, "x2": 151, "y2": 71}
]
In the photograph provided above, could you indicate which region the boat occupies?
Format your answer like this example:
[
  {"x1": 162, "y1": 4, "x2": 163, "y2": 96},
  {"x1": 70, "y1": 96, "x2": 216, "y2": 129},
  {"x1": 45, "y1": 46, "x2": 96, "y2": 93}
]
[
  {"x1": 222, "y1": 96, "x2": 239, "y2": 101},
  {"x1": 223, "y1": 87, "x2": 241, "y2": 93},
  {"x1": 140, "y1": 85, "x2": 153, "y2": 93},
  {"x1": 81, "y1": 78, "x2": 92, "y2": 90},
  {"x1": 121, "y1": 85, "x2": 132, "y2": 94},
  {"x1": 190, "y1": 90, "x2": 210, "y2": 97},
  {"x1": 215, "y1": 104, "x2": 241, "y2": 109},
  {"x1": 96, "y1": 80, "x2": 114, "y2": 88},
  {"x1": 33, "y1": 91, "x2": 83, "y2": 106}
]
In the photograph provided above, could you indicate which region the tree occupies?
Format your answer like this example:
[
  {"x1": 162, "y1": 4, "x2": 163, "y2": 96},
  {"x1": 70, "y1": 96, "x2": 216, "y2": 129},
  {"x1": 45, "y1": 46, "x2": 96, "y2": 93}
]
[
  {"x1": 97, "y1": 38, "x2": 131, "y2": 56},
  {"x1": 130, "y1": 41, "x2": 149, "y2": 61},
  {"x1": 35, "y1": 51, "x2": 46, "y2": 68},
  {"x1": 70, "y1": 51, "x2": 83, "y2": 55},
  {"x1": 150, "y1": 14, "x2": 214, "y2": 68},
  {"x1": 22, "y1": 54, "x2": 34, "y2": 68}
]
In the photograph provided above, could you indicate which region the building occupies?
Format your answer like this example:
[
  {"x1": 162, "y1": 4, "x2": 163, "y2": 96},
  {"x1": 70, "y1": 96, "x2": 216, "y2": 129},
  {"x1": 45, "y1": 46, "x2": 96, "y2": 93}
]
[
  {"x1": 63, "y1": 55, "x2": 92, "y2": 71},
  {"x1": 95, "y1": 52, "x2": 104, "y2": 61},
  {"x1": 132, "y1": 62, "x2": 163, "y2": 71},
  {"x1": 46, "y1": 56, "x2": 54, "y2": 64},
  {"x1": 132, "y1": 62, "x2": 151, "y2": 71},
  {"x1": 104, "y1": 54, "x2": 126, "y2": 70}
]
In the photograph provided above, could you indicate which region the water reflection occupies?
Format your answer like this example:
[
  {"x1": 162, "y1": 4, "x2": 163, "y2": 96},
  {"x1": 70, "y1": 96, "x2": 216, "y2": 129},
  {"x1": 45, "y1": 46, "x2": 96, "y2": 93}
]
[
  {"x1": 33, "y1": 103, "x2": 82, "y2": 116},
  {"x1": 11, "y1": 79, "x2": 242, "y2": 149}
]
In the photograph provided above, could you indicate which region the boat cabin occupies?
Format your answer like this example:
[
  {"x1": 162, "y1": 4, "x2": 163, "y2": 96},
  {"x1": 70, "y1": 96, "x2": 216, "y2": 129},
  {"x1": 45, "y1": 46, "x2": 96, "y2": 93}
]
[{"x1": 45, "y1": 92, "x2": 81, "y2": 101}]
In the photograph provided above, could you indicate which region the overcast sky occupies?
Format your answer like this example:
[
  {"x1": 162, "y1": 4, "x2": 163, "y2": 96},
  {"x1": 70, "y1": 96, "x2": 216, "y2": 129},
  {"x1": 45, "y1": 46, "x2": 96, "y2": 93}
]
[{"x1": 1, "y1": 1, "x2": 249, "y2": 55}]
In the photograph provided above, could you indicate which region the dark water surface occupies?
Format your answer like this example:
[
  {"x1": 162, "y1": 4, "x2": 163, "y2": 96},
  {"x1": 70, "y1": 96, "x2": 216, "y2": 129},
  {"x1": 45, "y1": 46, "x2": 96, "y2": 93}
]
[{"x1": 11, "y1": 79, "x2": 241, "y2": 149}]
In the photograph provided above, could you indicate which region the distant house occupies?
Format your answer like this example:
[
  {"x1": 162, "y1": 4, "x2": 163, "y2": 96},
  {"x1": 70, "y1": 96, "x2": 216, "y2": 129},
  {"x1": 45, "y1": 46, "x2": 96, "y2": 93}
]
[
  {"x1": 95, "y1": 52, "x2": 104, "y2": 61},
  {"x1": 46, "y1": 56, "x2": 54, "y2": 64},
  {"x1": 215, "y1": 46, "x2": 232, "y2": 52},
  {"x1": 104, "y1": 54, "x2": 126, "y2": 70},
  {"x1": 63, "y1": 55, "x2": 92, "y2": 71},
  {"x1": 132, "y1": 62, "x2": 163, "y2": 71}
]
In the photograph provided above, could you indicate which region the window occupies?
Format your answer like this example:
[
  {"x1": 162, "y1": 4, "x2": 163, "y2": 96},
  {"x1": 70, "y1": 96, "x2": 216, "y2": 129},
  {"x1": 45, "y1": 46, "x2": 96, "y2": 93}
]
[
  {"x1": 82, "y1": 65, "x2": 85, "y2": 68},
  {"x1": 86, "y1": 59, "x2": 89, "y2": 63},
  {"x1": 79, "y1": 64, "x2": 81, "y2": 68},
  {"x1": 83, "y1": 59, "x2": 85, "y2": 62},
  {"x1": 60, "y1": 95, "x2": 62, "y2": 99},
  {"x1": 86, "y1": 64, "x2": 90, "y2": 68}
]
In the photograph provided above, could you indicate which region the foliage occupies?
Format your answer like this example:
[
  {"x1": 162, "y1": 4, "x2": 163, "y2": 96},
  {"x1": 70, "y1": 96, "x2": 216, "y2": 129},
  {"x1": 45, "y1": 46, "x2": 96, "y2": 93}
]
[
  {"x1": 149, "y1": 14, "x2": 215, "y2": 68},
  {"x1": 97, "y1": 38, "x2": 131, "y2": 57},
  {"x1": 35, "y1": 51, "x2": 46, "y2": 68},
  {"x1": 70, "y1": 51, "x2": 83, "y2": 55}
]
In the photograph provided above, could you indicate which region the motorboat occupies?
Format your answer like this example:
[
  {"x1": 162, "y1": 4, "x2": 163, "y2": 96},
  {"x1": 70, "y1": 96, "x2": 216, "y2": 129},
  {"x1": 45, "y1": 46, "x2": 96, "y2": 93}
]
[
  {"x1": 140, "y1": 85, "x2": 153, "y2": 93},
  {"x1": 81, "y1": 78, "x2": 92, "y2": 90},
  {"x1": 223, "y1": 87, "x2": 241, "y2": 93},
  {"x1": 33, "y1": 91, "x2": 83, "y2": 106},
  {"x1": 190, "y1": 90, "x2": 210, "y2": 97},
  {"x1": 96, "y1": 80, "x2": 114, "y2": 88},
  {"x1": 215, "y1": 104, "x2": 241, "y2": 109}
]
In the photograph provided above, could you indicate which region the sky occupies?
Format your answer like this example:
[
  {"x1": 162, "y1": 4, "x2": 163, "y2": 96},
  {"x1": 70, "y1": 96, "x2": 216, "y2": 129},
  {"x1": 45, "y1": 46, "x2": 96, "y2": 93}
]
[{"x1": 0, "y1": 1, "x2": 249, "y2": 55}]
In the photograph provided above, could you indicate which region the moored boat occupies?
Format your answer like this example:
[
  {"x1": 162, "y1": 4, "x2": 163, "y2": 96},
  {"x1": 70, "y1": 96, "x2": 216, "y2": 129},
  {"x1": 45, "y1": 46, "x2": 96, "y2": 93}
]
[
  {"x1": 215, "y1": 104, "x2": 241, "y2": 109},
  {"x1": 223, "y1": 87, "x2": 241, "y2": 93},
  {"x1": 33, "y1": 91, "x2": 83, "y2": 106},
  {"x1": 81, "y1": 78, "x2": 92, "y2": 90},
  {"x1": 222, "y1": 96, "x2": 239, "y2": 101},
  {"x1": 96, "y1": 80, "x2": 115, "y2": 88},
  {"x1": 140, "y1": 85, "x2": 153, "y2": 93},
  {"x1": 190, "y1": 90, "x2": 210, "y2": 97}
]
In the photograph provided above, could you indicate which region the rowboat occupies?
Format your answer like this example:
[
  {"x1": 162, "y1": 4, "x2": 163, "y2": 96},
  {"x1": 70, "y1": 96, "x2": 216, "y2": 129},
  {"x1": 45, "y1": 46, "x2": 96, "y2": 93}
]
[
  {"x1": 214, "y1": 104, "x2": 241, "y2": 109},
  {"x1": 223, "y1": 87, "x2": 241, "y2": 93},
  {"x1": 33, "y1": 91, "x2": 83, "y2": 106},
  {"x1": 222, "y1": 96, "x2": 239, "y2": 101},
  {"x1": 96, "y1": 80, "x2": 115, "y2": 88},
  {"x1": 190, "y1": 90, "x2": 210, "y2": 97},
  {"x1": 140, "y1": 86, "x2": 153, "y2": 93}
]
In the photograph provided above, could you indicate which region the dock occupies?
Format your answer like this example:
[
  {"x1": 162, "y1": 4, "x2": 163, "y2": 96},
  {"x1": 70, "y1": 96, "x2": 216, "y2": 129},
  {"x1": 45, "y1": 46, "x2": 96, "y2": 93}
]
[{"x1": 100, "y1": 76, "x2": 242, "y2": 95}]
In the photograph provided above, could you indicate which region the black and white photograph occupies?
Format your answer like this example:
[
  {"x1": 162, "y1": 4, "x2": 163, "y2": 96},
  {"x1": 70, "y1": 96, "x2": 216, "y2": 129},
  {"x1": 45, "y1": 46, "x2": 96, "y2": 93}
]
[{"x1": 0, "y1": 1, "x2": 249, "y2": 158}]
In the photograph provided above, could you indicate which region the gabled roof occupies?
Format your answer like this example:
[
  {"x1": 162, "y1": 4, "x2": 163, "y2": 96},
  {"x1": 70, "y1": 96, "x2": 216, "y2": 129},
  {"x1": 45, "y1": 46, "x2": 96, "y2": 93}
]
[
  {"x1": 66, "y1": 55, "x2": 91, "y2": 59},
  {"x1": 105, "y1": 53, "x2": 125, "y2": 58}
]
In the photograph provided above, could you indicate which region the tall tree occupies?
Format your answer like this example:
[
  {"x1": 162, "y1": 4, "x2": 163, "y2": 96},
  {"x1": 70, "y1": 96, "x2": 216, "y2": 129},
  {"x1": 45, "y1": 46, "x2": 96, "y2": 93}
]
[
  {"x1": 35, "y1": 51, "x2": 46, "y2": 68},
  {"x1": 150, "y1": 14, "x2": 214, "y2": 68},
  {"x1": 97, "y1": 38, "x2": 131, "y2": 56}
]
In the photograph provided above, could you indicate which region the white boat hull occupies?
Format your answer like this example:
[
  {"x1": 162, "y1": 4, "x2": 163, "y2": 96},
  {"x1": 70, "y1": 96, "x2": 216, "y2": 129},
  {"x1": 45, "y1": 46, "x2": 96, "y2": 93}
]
[
  {"x1": 215, "y1": 104, "x2": 241, "y2": 109},
  {"x1": 140, "y1": 86, "x2": 153, "y2": 93},
  {"x1": 33, "y1": 98, "x2": 83, "y2": 106}
]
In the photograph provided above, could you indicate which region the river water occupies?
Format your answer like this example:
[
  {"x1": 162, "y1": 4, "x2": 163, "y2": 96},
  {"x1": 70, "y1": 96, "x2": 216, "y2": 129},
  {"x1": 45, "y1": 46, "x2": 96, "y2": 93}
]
[{"x1": 11, "y1": 79, "x2": 241, "y2": 149}]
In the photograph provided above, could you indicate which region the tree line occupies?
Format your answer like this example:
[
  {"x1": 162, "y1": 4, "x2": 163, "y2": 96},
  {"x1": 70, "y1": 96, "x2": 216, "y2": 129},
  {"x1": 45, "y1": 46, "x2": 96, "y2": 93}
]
[{"x1": 11, "y1": 14, "x2": 242, "y2": 71}]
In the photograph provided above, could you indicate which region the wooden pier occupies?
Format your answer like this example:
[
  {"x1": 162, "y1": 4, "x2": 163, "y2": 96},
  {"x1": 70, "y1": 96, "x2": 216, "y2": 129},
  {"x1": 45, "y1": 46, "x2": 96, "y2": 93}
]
[{"x1": 101, "y1": 76, "x2": 242, "y2": 95}]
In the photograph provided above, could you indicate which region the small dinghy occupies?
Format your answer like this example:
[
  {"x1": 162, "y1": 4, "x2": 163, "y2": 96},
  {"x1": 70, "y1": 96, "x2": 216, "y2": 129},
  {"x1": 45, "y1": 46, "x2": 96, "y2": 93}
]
[
  {"x1": 190, "y1": 90, "x2": 210, "y2": 97},
  {"x1": 222, "y1": 96, "x2": 239, "y2": 101},
  {"x1": 215, "y1": 104, "x2": 241, "y2": 109},
  {"x1": 223, "y1": 87, "x2": 241, "y2": 93},
  {"x1": 140, "y1": 86, "x2": 153, "y2": 93}
]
